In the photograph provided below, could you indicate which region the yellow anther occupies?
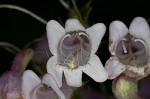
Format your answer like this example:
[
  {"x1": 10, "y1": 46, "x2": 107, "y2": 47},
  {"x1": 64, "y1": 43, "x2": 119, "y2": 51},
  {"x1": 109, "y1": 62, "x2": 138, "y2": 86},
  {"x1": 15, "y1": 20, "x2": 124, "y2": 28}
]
[{"x1": 68, "y1": 59, "x2": 77, "y2": 69}]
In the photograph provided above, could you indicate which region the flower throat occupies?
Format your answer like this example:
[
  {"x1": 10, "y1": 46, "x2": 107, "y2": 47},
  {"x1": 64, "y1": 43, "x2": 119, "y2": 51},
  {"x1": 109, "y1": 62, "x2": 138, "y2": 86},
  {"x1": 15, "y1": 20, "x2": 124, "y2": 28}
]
[{"x1": 58, "y1": 31, "x2": 91, "y2": 69}]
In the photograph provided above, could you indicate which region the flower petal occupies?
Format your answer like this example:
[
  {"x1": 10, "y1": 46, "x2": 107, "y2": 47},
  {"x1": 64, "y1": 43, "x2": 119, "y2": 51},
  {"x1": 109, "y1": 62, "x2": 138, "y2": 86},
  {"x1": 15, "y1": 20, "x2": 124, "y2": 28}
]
[
  {"x1": 109, "y1": 21, "x2": 128, "y2": 54},
  {"x1": 47, "y1": 56, "x2": 63, "y2": 87},
  {"x1": 125, "y1": 65, "x2": 150, "y2": 80},
  {"x1": 42, "y1": 73, "x2": 65, "y2": 99},
  {"x1": 64, "y1": 68, "x2": 82, "y2": 87},
  {"x1": 86, "y1": 23, "x2": 106, "y2": 53},
  {"x1": 105, "y1": 57, "x2": 126, "y2": 79},
  {"x1": 31, "y1": 84, "x2": 60, "y2": 99},
  {"x1": 82, "y1": 54, "x2": 108, "y2": 82},
  {"x1": 129, "y1": 17, "x2": 150, "y2": 39},
  {"x1": 46, "y1": 20, "x2": 65, "y2": 55},
  {"x1": 22, "y1": 70, "x2": 41, "y2": 99},
  {"x1": 65, "y1": 19, "x2": 85, "y2": 32},
  {"x1": 61, "y1": 79, "x2": 73, "y2": 99}
]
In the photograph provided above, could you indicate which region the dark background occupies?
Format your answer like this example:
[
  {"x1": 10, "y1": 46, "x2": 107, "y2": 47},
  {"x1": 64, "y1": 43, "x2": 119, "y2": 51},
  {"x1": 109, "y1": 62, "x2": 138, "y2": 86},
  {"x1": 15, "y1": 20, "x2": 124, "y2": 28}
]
[{"x1": 0, "y1": 0, "x2": 149, "y2": 98}]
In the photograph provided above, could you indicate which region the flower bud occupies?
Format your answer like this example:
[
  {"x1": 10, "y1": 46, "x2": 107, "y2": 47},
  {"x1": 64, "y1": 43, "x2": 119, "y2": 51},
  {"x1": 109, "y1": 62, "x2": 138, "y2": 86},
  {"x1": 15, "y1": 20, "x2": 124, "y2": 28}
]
[{"x1": 112, "y1": 74, "x2": 138, "y2": 99}]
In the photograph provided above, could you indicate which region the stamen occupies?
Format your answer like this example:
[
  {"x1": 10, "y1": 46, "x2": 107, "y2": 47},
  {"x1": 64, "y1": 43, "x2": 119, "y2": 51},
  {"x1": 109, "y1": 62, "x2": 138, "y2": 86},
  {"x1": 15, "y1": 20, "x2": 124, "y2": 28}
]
[
  {"x1": 61, "y1": 34, "x2": 71, "y2": 42},
  {"x1": 68, "y1": 58, "x2": 77, "y2": 69},
  {"x1": 74, "y1": 33, "x2": 79, "y2": 38},
  {"x1": 134, "y1": 39, "x2": 148, "y2": 50},
  {"x1": 58, "y1": 31, "x2": 91, "y2": 69},
  {"x1": 122, "y1": 41, "x2": 127, "y2": 53},
  {"x1": 78, "y1": 32, "x2": 86, "y2": 36},
  {"x1": 76, "y1": 51, "x2": 79, "y2": 66},
  {"x1": 43, "y1": 83, "x2": 49, "y2": 89},
  {"x1": 63, "y1": 50, "x2": 72, "y2": 64}
]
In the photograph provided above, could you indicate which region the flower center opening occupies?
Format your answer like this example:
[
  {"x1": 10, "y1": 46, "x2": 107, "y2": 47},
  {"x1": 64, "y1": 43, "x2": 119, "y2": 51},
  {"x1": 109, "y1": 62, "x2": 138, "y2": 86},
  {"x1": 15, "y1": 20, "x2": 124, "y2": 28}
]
[
  {"x1": 58, "y1": 31, "x2": 91, "y2": 69},
  {"x1": 31, "y1": 84, "x2": 60, "y2": 99},
  {"x1": 115, "y1": 34, "x2": 149, "y2": 67}
]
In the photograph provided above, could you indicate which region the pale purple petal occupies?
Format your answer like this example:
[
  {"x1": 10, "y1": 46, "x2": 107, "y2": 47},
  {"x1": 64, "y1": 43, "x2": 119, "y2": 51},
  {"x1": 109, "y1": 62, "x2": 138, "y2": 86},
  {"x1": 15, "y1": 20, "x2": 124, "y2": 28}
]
[
  {"x1": 129, "y1": 17, "x2": 150, "y2": 40},
  {"x1": 63, "y1": 68, "x2": 82, "y2": 87},
  {"x1": 42, "y1": 73, "x2": 65, "y2": 99},
  {"x1": 109, "y1": 21, "x2": 128, "y2": 55},
  {"x1": 11, "y1": 48, "x2": 34, "y2": 72},
  {"x1": 46, "y1": 20, "x2": 65, "y2": 56},
  {"x1": 125, "y1": 65, "x2": 149, "y2": 80},
  {"x1": 47, "y1": 56, "x2": 63, "y2": 87},
  {"x1": 60, "y1": 78, "x2": 73, "y2": 99},
  {"x1": 22, "y1": 70, "x2": 41, "y2": 99},
  {"x1": 82, "y1": 54, "x2": 108, "y2": 82},
  {"x1": 65, "y1": 19, "x2": 85, "y2": 32},
  {"x1": 105, "y1": 57, "x2": 126, "y2": 79},
  {"x1": 32, "y1": 35, "x2": 52, "y2": 64},
  {"x1": 31, "y1": 84, "x2": 60, "y2": 99},
  {"x1": 86, "y1": 23, "x2": 106, "y2": 53}
]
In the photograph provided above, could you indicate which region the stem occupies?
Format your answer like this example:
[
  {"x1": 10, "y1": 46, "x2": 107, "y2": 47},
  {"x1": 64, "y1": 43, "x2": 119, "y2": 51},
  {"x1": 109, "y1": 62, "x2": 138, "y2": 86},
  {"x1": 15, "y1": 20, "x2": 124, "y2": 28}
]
[
  {"x1": 24, "y1": 37, "x2": 42, "y2": 48},
  {"x1": 0, "y1": 4, "x2": 47, "y2": 24},
  {"x1": 59, "y1": 0, "x2": 70, "y2": 10},
  {"x1": 71, "y1": 0, "x2": 83, "y2": 23},
  {"x1": 0, "y1": 42, "x2": 21, "y2": 53},
  {"x1": 100, "y1": 83, "x2": 109, "y2": 99},
  {"x1": 11, "y1": 49, "x2": 34, "y2": 72},
  {"x1": 32, "y1": 62, "x2": 45, "y2": 75}
]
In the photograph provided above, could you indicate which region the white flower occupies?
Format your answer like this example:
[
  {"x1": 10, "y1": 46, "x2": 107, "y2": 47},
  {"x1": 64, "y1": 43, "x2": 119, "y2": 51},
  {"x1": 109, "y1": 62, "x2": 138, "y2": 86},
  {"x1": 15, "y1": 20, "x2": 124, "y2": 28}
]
[
  {"x1": 46, "y1": 19, "x2": 108, "y2": 87},
  {"x1": 105, "y1": 17, "x2": 150, "y2": 80},
  {"x1": 22, "y1": 70, "x2": 66, "y2": 99}
]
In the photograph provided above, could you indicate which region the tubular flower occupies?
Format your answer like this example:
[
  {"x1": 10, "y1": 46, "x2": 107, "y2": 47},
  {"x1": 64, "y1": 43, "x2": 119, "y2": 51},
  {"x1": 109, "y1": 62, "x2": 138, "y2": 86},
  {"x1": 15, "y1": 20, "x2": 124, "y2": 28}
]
[
  {"x1": 105, "y1": 17, "x2": 150, "y2": 80},
  {"x1": 46, "y1": 19, "x2": 108, "y2": 87},
  {"x1": 22, "y1": 70, "x2": 72, "y2": 99},
  {"x1": 0, "y1": 49, "x2": 34, "y2": 99}
]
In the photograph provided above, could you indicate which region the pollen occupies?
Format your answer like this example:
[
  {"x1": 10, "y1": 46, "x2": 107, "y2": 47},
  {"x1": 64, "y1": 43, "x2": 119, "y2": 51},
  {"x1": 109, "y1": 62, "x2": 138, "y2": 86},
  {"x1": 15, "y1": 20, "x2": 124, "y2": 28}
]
[{"x1": 68, "y1": 58, "x2": 78, "y2": 69}]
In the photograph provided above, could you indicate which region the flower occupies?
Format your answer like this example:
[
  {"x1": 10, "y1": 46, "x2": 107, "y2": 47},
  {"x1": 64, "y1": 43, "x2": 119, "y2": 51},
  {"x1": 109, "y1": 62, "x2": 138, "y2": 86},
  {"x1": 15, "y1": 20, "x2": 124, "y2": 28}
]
[
  {"x1": 0, "y1": 71, "x2": 23, "y2": 99},
  {"x1": 32, "y1": 35, "x2": 52, "y2": 64},
  {"x1": 0, "y1": 49, "x2": 34, "y2": 99},
  {"x1": 22, "y1": 70, "x2": 73, "y2": 99},
  {"x1": 105, "y1": 17, "x2": 150, "y2": 80},
  {"x1": 46, "y1": 19, "x2": 108, "y2": 87},
  {"x1": 105, "y1": 17, "x2": 150, "y2": 99}
]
